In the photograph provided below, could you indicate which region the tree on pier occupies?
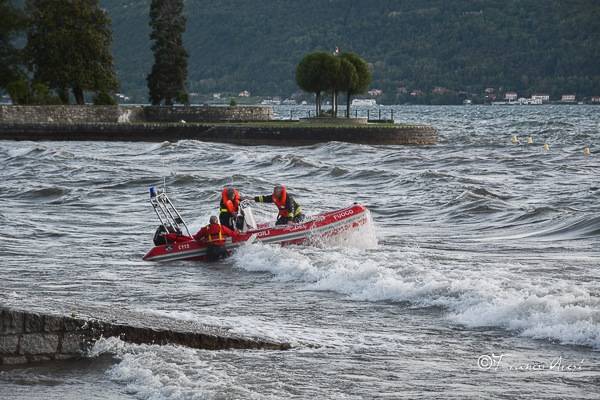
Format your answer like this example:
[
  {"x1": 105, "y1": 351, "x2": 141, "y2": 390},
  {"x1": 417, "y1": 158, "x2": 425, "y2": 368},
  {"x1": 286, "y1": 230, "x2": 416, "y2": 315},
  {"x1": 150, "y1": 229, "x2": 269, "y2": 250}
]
[
  {"x1": 147, "y1": 0, "x2": 189, "y2": 106},
  {"x1": 25, "y1": 0, "x2": 118, "y2": 105},
  {"x1": 296, "y1": 52, "x2": 339, "y2": 116},
  {"x1": 0, "y1": 0, "x2": 25, "y2": 91},
  {"x1": 296, "y1": 51, "x2": 371, "y2": 118},
  {"x1": 339, "y1": 53, "x2": 371, "y2": 118}
]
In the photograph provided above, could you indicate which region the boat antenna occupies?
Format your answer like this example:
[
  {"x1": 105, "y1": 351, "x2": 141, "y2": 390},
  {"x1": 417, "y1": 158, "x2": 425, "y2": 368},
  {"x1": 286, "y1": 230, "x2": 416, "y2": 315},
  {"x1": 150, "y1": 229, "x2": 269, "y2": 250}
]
[{"x1": 162, "y1": 158, "x2": 167, "y2": 194}]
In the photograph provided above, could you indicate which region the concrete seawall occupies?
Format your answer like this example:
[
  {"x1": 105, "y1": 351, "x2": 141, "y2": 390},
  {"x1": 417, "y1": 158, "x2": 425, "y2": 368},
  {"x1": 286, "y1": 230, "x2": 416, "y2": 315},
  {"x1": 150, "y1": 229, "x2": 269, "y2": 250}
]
[
  {"x1": 0, "y1": 307, "x2": 290, "y2": 366},
  {"x1": 0, "y1": 122, "x2": 437, "y2": 145},
  {"x1": 0, "y1": 105, "x2": 273, "y2": 124}
]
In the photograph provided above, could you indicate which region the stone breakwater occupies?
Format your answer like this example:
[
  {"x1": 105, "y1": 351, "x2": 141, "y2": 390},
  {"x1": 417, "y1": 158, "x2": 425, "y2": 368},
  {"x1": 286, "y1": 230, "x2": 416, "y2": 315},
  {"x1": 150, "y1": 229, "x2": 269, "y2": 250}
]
[
  {"x1": 0, "y1": 105, "x2": 273, "y2": 124},
  {"x1": 0, "y1": 122, "x2": 437, "y2": 145},
  {"x1": 0, "y1": 307, "x2": 290, "y2": 366}
]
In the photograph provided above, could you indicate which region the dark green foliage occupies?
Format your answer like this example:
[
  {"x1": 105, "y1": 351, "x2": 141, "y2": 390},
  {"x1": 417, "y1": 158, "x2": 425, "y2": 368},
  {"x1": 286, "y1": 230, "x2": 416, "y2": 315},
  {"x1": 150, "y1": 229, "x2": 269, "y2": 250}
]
[
  {"x1": 6, "y1": 80, "x2": 29, "y2": 104},
  {"x1": 101, "y1": 0, "x2": 600, "y2": 102},
  {"x1": 7, "y1": 79, "x2": 62, "y2": 104},
  {"x1": 296, "y1": 52, "x2": 339, "y2": 115},
  {"x1": 339, "y1": 53, "x2": 371, "y2": 116},
  {"x1": 0, "y1": 0, "x2": 26, "y2": 90},
  {"x1": 147, "y1": 0, "x2": 188, "y2": 105},
  {"x1": 229, "y1": 98, "x2": 237, "y2": 107},
  {"x1": 93, "y1": 91, "x2": 117, "y2": 105},
  {"x1": 26, "y1": 0, "x2": 118, "y2": 104},
  {"x1": 333, "y1": 58, "x2": 357, "y2": 117},
  {"x1": 296, "y1": 51, "x2": 370, "y2": 116}
]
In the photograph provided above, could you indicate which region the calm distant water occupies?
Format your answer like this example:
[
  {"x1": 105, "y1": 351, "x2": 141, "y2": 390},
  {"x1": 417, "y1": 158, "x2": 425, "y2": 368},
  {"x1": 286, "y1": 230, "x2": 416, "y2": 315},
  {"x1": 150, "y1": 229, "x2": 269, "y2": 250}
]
[{"x1": 1, "y1": 105, "x2": 599, "y2": 399}]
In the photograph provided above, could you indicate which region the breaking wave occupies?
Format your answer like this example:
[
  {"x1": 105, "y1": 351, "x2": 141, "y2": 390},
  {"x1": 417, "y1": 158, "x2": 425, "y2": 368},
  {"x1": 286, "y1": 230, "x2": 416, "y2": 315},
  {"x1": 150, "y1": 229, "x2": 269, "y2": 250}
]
[{"x1": 233, "y1": 242, "x2": 600, "y2": 349}]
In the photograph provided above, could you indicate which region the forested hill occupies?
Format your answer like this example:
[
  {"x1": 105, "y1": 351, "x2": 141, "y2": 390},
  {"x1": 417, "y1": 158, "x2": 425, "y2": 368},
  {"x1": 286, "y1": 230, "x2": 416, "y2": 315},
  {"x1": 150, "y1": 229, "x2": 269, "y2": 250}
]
[{"x1": 102, "y1": 0, "x2": 600, "y2": 102}]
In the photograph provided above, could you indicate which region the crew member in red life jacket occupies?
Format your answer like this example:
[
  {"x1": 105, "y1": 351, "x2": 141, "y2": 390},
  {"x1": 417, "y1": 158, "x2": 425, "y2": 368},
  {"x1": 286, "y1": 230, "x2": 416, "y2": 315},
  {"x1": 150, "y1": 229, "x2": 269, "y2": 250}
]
[
  {"x1": 194, "y1": 216, "x2": 240, "y2": 261},
  {"x1": 219, "y1": 187, "x2": 245, "y2": 230},
  {"x1": 253, "y1": 184, "x2": 304, "y2": 225}
]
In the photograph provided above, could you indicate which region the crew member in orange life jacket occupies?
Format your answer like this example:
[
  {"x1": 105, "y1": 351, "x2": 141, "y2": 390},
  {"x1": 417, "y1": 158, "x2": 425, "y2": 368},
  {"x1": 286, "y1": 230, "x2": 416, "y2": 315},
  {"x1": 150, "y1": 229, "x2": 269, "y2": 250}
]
[
  {"x1": 194, "y1": 216, "x2": 240, "y2": 261},
  {"x1": 219, "y1": 187, "x2": 245, "y2": 230},
  {"x1": 253, "y1": 184, "x2": 304, "y2": 225}
]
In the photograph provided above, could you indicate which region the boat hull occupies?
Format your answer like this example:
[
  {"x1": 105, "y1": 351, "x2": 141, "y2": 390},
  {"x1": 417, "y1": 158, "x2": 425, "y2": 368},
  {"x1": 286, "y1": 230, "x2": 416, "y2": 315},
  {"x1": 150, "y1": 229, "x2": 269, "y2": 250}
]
[{"x1": 143, "y1": 204, "x2": 370, "y2": 262}]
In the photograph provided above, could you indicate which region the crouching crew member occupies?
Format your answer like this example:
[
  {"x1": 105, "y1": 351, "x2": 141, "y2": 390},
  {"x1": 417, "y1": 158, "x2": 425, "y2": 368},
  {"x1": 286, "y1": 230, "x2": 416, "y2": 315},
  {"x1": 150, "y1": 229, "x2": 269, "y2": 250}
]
[
  {"x1": 253, "y1": 184, "x2": 304, "y2": 225},
  {"x1": 219, "y1": 186, "x2": 244, "y2": 230},
  {"x1": 194, "y1": 216, "x2": 240, "y2": 261}
]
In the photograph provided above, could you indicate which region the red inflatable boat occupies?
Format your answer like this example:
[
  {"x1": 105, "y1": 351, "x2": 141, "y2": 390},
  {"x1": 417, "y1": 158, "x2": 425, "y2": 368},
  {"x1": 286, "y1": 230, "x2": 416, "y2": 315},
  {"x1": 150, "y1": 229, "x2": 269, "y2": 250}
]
[{"x1": 143, "y1": 193, "x2": 370, "y2": 263}]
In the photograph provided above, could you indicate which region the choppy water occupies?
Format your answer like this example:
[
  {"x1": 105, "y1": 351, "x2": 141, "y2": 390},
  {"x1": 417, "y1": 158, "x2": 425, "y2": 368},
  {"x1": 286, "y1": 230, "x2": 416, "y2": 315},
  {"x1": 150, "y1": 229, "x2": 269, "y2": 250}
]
[{"x1": 1, "y1": 105, "x2": 599, "y2": 399}]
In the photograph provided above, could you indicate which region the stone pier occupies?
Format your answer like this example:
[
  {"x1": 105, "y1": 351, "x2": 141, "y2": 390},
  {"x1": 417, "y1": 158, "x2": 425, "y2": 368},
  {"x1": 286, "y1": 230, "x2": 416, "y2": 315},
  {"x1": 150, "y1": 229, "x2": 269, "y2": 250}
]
[
  {"x1": 0, "y1": 105, "x2": 438, "y2": 145},
  {"x1": 0, "y1": 121, "x2": 437, "y2": 145},
  {"x1": 0, "y1": 307, "x2": 290, "y2": 366}
]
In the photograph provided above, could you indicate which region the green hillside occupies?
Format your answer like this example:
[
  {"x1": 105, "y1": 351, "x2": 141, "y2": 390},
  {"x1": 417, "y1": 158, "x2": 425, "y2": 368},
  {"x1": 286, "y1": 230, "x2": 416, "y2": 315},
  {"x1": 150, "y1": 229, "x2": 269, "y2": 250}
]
[{"x1": 102, "y1": 0, "x2": 600, "y2": 102}]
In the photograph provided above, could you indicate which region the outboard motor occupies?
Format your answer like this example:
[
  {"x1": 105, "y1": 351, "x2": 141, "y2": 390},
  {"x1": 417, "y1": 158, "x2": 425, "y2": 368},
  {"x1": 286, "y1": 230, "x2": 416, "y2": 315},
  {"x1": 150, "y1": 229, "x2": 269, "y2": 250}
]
[{"x1": 153, "y1": 225, "x2": 182, "y2": 246}]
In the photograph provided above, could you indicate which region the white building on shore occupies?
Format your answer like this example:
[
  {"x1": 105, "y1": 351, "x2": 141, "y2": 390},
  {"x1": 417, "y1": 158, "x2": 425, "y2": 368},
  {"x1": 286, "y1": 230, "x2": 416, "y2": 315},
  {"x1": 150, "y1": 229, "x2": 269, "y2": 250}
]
[
  {"x1": 531, "y1": 94, "x2": 550, "y2": 103},
  {"x1": 561, "y1": 94, "x2": 576, "y2": 102}
]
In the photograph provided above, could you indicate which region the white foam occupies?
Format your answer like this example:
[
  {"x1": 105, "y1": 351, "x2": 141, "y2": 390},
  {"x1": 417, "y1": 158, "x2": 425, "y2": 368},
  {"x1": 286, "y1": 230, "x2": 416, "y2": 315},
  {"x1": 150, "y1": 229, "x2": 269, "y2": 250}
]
[
  {"x1": 448, "y1": 288, "x2": 600, "y2": 348},
  {"x1": 135, "y1": 308, "x2": 346, "y2": 348},
  {"x1": 91, "y1": 337, "x2": 236, "y2": 400},
  {"x1": 232, "y1": 239, "x2": 600, "y2": 349}
]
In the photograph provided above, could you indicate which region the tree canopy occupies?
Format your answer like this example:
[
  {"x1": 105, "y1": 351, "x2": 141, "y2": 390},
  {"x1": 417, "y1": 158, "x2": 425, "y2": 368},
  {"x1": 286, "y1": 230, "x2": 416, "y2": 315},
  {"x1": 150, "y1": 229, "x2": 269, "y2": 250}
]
[
  {"x1": 147, "y1": 0, "x2": 189, "y2": 106},
  {"x1": 296, "y1": 52, "x2": 339, "y2": 115},
  {"x1": 0, "y1": 0, "x2": 25, "y2": 90},
  {"x1": 25, "y1": 0, "x2": 118, "y2": 104},
  {"x1": 296, "y1": 51, "x2": 370, "y2": 117}
]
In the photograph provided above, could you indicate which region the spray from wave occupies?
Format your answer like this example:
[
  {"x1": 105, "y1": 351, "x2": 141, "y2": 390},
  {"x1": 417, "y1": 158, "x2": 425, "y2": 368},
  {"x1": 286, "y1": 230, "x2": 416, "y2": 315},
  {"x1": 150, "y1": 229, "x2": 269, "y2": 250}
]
[{"x1": 233, "y1": 239, "x2": 600, "y2": 349}]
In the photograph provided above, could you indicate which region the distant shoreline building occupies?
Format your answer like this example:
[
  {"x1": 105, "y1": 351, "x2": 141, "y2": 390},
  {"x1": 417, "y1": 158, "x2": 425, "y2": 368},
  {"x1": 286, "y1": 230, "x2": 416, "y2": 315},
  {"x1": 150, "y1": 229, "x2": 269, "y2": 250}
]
[
  {"x1": 531, "y1": 94, "x2": 550, "y2": 103},
  {"x1": 561, "y1": 94, "x2": 576, "y2": 102},
  {"x1": 505, "y1": 92, "x2": 518, "y2": 101}
]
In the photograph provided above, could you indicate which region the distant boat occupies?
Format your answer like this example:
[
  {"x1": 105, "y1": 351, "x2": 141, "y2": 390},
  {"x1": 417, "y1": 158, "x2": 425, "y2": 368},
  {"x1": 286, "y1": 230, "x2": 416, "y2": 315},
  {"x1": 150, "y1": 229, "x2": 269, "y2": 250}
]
[
  {"x1": 351, "y1": 99, "x2": 377, "y2": 106},
  {"x1": 281, "y1": 99, "x2": 297, "y2": 105}
]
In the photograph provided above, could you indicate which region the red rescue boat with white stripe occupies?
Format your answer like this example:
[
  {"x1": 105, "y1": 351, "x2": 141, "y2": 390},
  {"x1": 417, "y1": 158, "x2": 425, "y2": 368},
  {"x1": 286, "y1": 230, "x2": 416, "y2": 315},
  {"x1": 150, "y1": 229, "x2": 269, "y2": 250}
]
[{"x1": 143, "y1": 203, "x2": 370, "y2": 263}]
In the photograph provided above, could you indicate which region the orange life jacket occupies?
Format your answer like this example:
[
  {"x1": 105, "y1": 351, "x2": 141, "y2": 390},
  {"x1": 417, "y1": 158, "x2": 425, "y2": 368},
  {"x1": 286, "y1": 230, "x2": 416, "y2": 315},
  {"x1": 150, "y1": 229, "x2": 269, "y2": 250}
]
[
  {"x1": 272, "y1": 186, "x2": 289, "y2": 217},
  {"x1": 221, "y1": 188, "x2": 240, "y2": 214},
  {"x1": 206, "y1": 223, "x2": 224, "y2": 245}
]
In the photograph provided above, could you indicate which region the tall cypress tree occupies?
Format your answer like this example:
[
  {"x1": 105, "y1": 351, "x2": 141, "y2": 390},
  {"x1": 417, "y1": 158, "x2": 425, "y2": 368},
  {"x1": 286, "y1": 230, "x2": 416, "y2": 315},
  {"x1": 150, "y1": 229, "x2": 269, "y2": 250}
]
[
  {"x1": 0, "y1": 0, "x2": 25, "y2": 90},
  {"x1": 26, "y1": 0, "x2": 118, "y2": 104},
  {"x1": 147, "y1": 0, "x2": 188, "y2": 106}
]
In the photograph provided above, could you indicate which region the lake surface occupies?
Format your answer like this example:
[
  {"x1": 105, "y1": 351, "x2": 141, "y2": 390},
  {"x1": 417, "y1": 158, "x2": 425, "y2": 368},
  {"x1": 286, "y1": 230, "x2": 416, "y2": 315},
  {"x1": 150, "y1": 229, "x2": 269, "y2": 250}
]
[{"x1": 1, "y1": 105, "x2": 599, "y2": 399}]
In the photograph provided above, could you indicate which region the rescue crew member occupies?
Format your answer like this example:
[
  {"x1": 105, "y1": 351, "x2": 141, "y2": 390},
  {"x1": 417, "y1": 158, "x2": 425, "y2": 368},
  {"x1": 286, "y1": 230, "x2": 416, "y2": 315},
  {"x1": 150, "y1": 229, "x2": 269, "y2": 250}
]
[
  {"x1": 219, "y1": 186, "x2": 244, "y2": 230},
  {"x1": 252, "y1": 184, "x2": 304, "y2": 225},
  {"x1": 194, "y1": 216, "x2": 240, "y2": 261}
]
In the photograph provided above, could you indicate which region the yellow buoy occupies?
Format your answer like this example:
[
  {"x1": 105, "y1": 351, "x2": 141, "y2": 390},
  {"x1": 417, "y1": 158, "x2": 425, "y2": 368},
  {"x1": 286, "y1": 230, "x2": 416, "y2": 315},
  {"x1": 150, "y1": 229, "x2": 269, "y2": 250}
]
[
  {"x1": 543, "y1": 143, "x2": 550, "y2": 151},
  {"x1": 584, "y1": 147, "x2": 591, "y2": 157},
  {"x1": 527, "y1": 136, "x2": 533, "y2": 145},
  {"x1": 511, "y1": 135, "x2": 519, "y2": 144}
]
